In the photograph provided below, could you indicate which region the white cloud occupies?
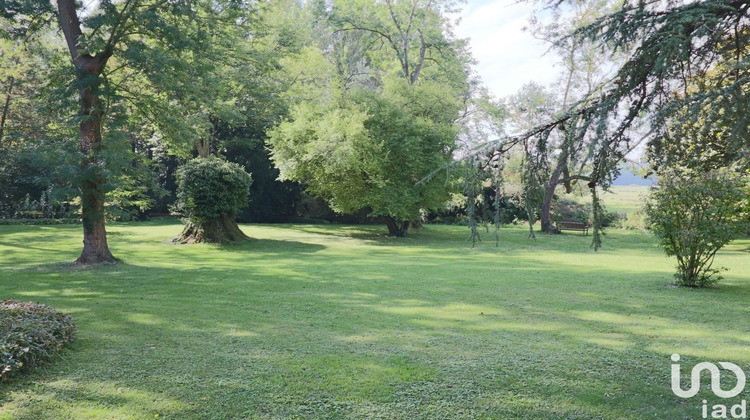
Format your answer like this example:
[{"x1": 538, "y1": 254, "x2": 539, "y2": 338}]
[{"x1": 456, "y1": 0, "x2": 560, "y2": 99}]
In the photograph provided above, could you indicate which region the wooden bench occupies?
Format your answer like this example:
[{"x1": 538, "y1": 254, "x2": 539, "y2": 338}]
[{"x1": 556, "y1": 221, "x2": 589, "y2": 235}]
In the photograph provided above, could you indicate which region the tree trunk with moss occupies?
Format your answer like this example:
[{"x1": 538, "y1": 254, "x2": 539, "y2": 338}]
[
  {"x1": 173, "y1": 214, "x2": 250, "y2": 244},
  {"x1": 58, "y1": 0, "x2": 117, "y2": 264}
]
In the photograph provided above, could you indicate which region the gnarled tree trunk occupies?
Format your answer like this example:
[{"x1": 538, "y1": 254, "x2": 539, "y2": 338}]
[
  {"x1": 173, "y1": 214, "x2": 250, "y2": 244},
  {"x1": 77, "y1": 163, "x2": 116, "y2": 264},
  {"x1": 384, "y1": 216, "x2": 410, "y2": 236},
  {"x1": 540, "y1": 159, "x2": 566, "y2": 234}
]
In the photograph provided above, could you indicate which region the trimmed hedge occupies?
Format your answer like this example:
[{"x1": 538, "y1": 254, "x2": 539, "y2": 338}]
[
  {"x1": 0, "y1": 218, "x2": 81, "y2": 225},
  {"x1": 1, "y1": 300, "x2": 76, "y2": 380}
]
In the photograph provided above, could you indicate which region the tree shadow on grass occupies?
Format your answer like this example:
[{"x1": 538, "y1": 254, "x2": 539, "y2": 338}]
[
  {"x1": 217, "y1": 238, "x2": 326, "y2": 254},
  {"x1": 2, "y1": 263, "x2": 748, "y2": 418},
  {"x1": 1, "y1": 225, "x2": 749, "y2": 418},
  {"x1": 265, "y1": 223, "x2": 667, "y2": 255},
  {"x1": 310, "y1": 270, "x2": 750, "y2": 418}
]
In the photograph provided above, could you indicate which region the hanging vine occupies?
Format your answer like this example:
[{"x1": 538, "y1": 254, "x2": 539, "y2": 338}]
[
  {"x1": 521, "y1": 133, "x2": 550, "y2": 240},
  {"x1": 589, "y1": 184, "x2": 604, "y2": 251},
  {"x1": 492, "y1": 166, "x2": 504, "y2": 247},
  {"x1": 465, "y1": 165, "x2": 481, "y2": 248}
]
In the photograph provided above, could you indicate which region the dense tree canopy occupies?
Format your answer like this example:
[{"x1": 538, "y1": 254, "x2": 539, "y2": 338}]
[
  {"x1": 269, "y1": 0, "x2": 473, "y2": 235},
  {"x1": 0, "y1": 0, "x2": 747, "y2": 254},
  {"x1": 1, "y1": 0, "x2": 268, "y2": 261}
]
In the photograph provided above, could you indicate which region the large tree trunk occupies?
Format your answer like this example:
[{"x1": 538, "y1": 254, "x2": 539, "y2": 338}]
[
  {"x1": 540, "y1": 160, "x2": 566, "y2": 234},
  {"x1": 384, "y1": 216, "x2": 410, "y2": 236},
  {"x1": 58, "y1": 0, "x2": 116, "y2": 264},
  {"x1": 0, "y1": 74, "x2": 14, "y2": 143},
  {"x1": 75, "y1": 84, "x2": 116, "y2": 264},
  {"x1": 173, "y1": 214, "x2": 250, "y2": 244},
  {"x1": 195, "y1": 138, "x2": 210, "y2": 158}
]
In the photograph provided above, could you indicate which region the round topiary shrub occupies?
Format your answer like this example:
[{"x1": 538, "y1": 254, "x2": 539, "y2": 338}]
[
  {"x1": 174, "y1": 157, "x2": 253, "y2": 244},
  {"x1": 1, "y1": 299, "x2": 76, "y2": 380}
]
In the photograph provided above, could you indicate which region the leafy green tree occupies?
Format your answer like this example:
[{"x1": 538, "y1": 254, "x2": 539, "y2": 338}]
[
  {"x1": 3, "y1": 0, "x2": 257, "y2": 262},
  {"x1": 173, "y1": 157, "x2": 252, "y2": 244},
  {"x1": 644, "y1": 169, "x2": 749, "y2": 287},
  {"x1": 526, "y1": 0, "x2": 622, "y2": 233},
  {"x1": 0, "y1": 28, "x2": 80, "y2": 219},
  {"x1": 269, "y1": 0, "x2": 471, "y2": 236},
  {"x1": 272, "y1": 77, "x2": 461, "y2": 235}
]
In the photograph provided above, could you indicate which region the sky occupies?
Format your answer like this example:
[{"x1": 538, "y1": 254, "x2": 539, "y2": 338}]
[
  {"x1": 454, "y1": 0, "x2": 560, "y2": 99},
  {"x1": 454, "y1": 1, "x2": 652, "y2": 174}
]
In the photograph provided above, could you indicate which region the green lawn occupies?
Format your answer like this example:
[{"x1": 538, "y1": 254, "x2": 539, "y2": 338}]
[{"x1": 1, "y1": 221, "x2": 749, "y2": 419}]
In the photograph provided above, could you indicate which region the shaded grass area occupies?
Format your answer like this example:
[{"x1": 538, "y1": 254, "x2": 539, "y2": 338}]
[{"x1": 0, "y1": 220, "x2": 749, "y2": 418}]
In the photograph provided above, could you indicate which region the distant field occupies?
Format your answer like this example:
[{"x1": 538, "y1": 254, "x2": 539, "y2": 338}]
[
  {"x1": 600, "y1": 185, "x2": 650, "y2": 214},
  {"x1": 567, "y1": 185, "x2": 650, "y2": 215}
]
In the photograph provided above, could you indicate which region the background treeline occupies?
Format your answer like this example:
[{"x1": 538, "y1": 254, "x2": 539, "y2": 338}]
[{"x1": 0, "y1": 0, "x2": 527, "y2": 226}]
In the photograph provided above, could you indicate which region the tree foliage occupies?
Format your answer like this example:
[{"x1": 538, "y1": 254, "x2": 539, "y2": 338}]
[
  {"x1": 173, "y1": 157, "x2": 252, "y2": 244},
  {"x1": 271, "y1": 76, "x2": 461, "y2": 225},
  {"x1": 455, "y1": 0, "x2": 749, "y2": 248},
  {"x1": 269, "y1": 0, "x2": 471, "y2": 235},
  {"x1": 1, "y1": 0, "x2": 263, "y2": 262},
  {"x1": 645, "y1": 169, "x2": 749, "y2": 287},
  {"x1": 525, "y1": 0, "x2": 623, "y2": 234},
  {"x1": 175, "y1": 157, "x2": 252, "y2": 224}
]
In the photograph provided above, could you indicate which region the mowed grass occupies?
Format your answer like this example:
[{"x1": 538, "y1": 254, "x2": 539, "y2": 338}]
[
  {"x1": 1, "y1": 220, "x2": 749, "y2": 419},
  {"x1": 567, "y1": 185, "x2": 650, "y2": 215}
]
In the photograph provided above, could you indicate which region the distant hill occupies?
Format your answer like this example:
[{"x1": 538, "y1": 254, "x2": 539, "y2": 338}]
[{"x1": 613, "y1": 168, "x2": 655, "y2": 186}]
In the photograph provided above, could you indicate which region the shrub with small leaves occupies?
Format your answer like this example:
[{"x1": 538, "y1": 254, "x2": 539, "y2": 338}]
[
  {"x1": 1, "y1": 300, "x2": 76, "y2": 380},
  {"x1": 645, "y1": 170, "x2": 749, "y2": 287},
  {"x1": 553, "y1": 198, "x2": 590, "y2": 224},
  {"x1": 175, "y1": 157, "x2": 252, "y2": 223},
  {"x1": 553, "y1": 198, "x2": 622, "y2": 228}
]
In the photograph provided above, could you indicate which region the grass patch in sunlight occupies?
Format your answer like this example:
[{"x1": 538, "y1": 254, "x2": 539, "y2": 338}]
[{"x1": 0, "y1": 220, "x2": 748, "y2": 418}]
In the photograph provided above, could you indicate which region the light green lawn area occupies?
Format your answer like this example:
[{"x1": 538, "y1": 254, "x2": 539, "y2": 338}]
[
  {"x1": 0, "y1": 221, "x2": 749, "y2": 419},
  {"x1": 600, "y1": 186, "x2": 651, "y2": 215},
  {"x1": 564, "y1": 185, "x2": 650, "y2": 216}
]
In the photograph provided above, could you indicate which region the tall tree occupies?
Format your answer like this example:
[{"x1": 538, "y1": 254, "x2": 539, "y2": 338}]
[
  {"x1": 526, "y1": 0, "x2": 621, "y2": 233},
  {"x1": 55, "y1": 0, "x2": 117, "y2": 263},
  {"x1": 458, "y1": 0, "x2": 749, "y2": 248},
  {"x1": 269, "y1": 0, "x2": 472, "y2": 235},
  {"x1": 4, "y1": 0, "x2": 256, "y2": 262}
]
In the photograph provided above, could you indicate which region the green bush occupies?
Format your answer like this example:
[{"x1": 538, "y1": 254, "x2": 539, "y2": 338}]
[
  {"x1": 0, "y1": 218, "x2": 81, "y2": 225},
  {"x1": 614, "y1": 210, "x2": 647, "y2": 230},
  {"x1": 553, "y1": 198, "x2": 622, "y2": 228},
  {"x1": 600, "y1": 209, "x2": 623, "y2": 228},
  {"x1": 175, "y1": 157, "x2": 252, "y2": 223},
  {"x1": 645, "y1": 169, "x2": 749, "y2": 287},
  {"x1": 1, "y1": 300, "x2": 76, "y2": 380},
  {"x1": 552, "y1": 198, "x2": 590, "y2": 224}
]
